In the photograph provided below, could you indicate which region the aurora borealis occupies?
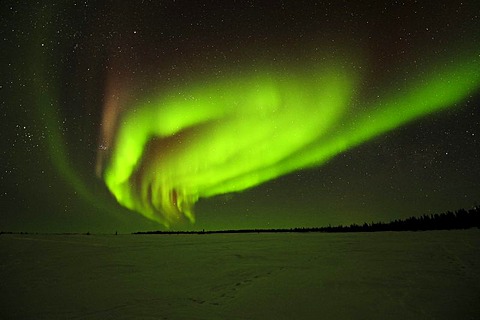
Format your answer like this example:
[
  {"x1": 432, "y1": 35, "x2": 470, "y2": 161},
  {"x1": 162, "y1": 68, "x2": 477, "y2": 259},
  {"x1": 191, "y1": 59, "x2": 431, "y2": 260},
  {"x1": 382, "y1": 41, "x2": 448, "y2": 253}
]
[
  {"x1": 1, "y1": 0, "x2": 479, "y2": 232},
  {"x1": 101, "y1": 53, "x2": 480, "y2": 226}
]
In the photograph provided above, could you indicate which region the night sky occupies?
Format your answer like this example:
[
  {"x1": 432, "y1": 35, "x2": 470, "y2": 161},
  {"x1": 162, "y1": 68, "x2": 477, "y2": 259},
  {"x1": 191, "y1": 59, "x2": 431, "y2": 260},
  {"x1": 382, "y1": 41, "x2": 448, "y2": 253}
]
[{"x1": 1, "y1": 1, "x2": 479, "y2": 233}]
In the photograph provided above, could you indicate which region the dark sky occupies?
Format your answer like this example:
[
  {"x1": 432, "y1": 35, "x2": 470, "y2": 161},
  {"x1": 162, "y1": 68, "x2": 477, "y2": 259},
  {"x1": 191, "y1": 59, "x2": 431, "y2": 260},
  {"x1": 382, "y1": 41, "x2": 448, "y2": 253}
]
[{"x1": 1, "y1": 0, "x2": 479, "y2": 233}]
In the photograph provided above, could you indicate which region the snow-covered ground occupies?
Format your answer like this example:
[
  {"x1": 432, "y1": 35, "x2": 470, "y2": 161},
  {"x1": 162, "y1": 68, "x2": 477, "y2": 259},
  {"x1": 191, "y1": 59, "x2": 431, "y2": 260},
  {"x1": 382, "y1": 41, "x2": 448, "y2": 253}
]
[{"x1": 1, "y1": 230, "x2": 479, "y2": 319}]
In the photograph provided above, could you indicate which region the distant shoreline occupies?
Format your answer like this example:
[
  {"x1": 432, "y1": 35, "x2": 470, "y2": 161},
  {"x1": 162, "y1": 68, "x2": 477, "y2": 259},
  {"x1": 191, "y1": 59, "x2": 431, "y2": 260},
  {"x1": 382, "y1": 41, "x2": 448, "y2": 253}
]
[
  {"x1": 1, "y1": 228, "x2": 479, "y2": 237},
  {"x1": 136, "y1": 205, "x2": 480, "y2": 235},
  {"x1": 2, "y1": 205, "x2": 478, "y2": 236}
]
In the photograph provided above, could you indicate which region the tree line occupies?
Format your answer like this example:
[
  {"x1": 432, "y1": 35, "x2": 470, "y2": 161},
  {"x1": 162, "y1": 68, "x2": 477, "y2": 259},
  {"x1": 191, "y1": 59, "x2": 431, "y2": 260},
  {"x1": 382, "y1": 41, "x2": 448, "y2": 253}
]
[
  {"x1": 2, "y1": 205, "x2": 478, "y2": 236},
  {"x1": 303, "y1": 206, "x2": 480, "y2": 233},
  {"x1": 134, "y1": 205, "x2": 480, "y2": 235}
]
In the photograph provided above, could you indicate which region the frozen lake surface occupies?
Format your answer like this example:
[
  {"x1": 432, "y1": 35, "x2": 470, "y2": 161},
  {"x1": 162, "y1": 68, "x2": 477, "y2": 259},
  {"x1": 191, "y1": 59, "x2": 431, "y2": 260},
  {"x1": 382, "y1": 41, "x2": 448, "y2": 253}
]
[{"x1": 1, "y1": 230, "x2": 479, "y2": 319}]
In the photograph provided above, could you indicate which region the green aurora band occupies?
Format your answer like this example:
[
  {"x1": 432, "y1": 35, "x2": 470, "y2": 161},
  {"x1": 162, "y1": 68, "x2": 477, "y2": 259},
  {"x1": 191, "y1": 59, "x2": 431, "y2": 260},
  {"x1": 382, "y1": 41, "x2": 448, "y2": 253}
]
[
  {"x1": 29, "y1": 6, "x2": 130, "y2": 222},
  {"x1": 100, "y1": 52, "x2": 480, "y2": 227}
]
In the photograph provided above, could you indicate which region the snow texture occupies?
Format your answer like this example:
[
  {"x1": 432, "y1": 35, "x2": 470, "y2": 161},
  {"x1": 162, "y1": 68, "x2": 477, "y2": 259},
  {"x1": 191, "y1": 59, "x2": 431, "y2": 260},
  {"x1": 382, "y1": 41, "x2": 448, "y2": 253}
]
[{"x1": 1, "y1": 230, "x2": 479, "y2": 319}]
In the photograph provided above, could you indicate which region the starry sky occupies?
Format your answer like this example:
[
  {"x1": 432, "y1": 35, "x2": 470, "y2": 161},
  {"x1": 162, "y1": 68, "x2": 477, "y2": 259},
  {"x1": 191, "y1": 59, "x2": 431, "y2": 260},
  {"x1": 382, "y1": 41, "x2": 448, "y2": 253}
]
[{"x1": 1, "y1": 0, "x2": 479, "y2": 233}]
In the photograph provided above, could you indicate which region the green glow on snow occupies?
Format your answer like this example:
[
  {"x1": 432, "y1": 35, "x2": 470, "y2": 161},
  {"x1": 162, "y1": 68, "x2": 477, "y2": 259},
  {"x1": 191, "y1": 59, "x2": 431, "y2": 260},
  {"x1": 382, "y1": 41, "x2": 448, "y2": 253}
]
[{"x1": 101, "y1": 53, "x2": 480, "y2": 227}]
